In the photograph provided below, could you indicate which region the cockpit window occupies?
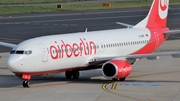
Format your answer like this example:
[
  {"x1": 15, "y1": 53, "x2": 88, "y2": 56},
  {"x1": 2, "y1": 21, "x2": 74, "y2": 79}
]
[
  {"x1": 16, "y1": 50, "x2": 24, "y2": 54},
  {"x1": 24, "y1": 50, "x2": 32, "y2": 55},
  {"x1": 10, "y1": 50, "x2": 32, "y2": 55},
  {"x1": 28, "y1": 50, "x2": 32, "y2": 54},
  {"x1": 24, "y1": 51, "x2": 28, "y2": 55},
  {"x1": 10, "y1": 50, "x2": 16, "y2": 54}
]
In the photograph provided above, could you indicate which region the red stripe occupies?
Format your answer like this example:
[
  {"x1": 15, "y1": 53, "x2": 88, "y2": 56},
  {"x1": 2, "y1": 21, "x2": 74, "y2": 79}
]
[{"x1": 14, "y1": 66, "x2": 88, "y2": 76}]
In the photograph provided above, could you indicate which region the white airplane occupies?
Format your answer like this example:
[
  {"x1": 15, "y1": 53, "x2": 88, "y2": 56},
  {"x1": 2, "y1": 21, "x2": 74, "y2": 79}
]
[{"x1": 1, "y1": 0, "x2": 180, "y2": 88}]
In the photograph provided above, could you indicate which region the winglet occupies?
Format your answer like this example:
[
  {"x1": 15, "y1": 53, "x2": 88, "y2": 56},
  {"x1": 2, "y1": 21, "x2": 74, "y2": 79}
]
[{"x1": 85, "y1": 28, "x2": 88, "y2": 33}]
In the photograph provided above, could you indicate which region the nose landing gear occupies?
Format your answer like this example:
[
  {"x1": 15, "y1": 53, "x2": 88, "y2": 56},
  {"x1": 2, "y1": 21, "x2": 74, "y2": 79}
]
[
  {"x1": 20, "y1": 70, "x2": 80, "y2": 88},
  {"x1": 22, "y1": 74, "x2": 31, "y2": 88}
]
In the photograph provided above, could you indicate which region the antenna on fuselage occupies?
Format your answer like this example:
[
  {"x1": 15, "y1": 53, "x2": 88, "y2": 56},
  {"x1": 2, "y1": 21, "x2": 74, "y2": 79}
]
[{"x1": 85, "y1": 28, "x2": 88, "y2": 33}]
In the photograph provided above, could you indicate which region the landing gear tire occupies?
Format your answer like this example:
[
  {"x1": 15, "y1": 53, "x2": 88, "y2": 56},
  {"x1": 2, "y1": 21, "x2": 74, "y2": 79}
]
[
  {"x1": 72, "y1": 70, "x2": 79, "y2": 79},
  {"x1": 23, "y1": 80, "x2": 30, "y2": 88},
  {"x1": 112, "y1": 78, "x2": 118, "y2": 81},
  {"x1": 65, "y1": 70, "x2": 79, "y2": 79},
  {"x1": 119, "y1": 77, "x2": 126, "y2": 81},
  {"x1": 65, "y1": 71, "x2": 73, "y2": 79}
]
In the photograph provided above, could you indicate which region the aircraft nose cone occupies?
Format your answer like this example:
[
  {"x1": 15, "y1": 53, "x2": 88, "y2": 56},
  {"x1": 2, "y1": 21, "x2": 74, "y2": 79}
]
[{"x1": 6, "y1": 55, "x2": 20, "y2": 72}]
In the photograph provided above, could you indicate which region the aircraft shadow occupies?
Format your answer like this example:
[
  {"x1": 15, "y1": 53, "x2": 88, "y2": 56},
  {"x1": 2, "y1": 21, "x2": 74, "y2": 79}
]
[
  {"x1": 1, "y1": 72, "x2": 180, "y2": 88},
  {"x1": 0, "y1": 71, "x2": 109, "y2": 88}
]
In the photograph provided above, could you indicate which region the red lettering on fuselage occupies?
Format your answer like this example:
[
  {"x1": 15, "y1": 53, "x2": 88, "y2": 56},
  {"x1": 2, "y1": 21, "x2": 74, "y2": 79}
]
[{"x1": 49, "y1": 38, "x2": 96, "y2": 60}]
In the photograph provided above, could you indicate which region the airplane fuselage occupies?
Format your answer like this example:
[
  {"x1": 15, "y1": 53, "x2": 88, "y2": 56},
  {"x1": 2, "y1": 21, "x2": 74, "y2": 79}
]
[{"x1": 6, "y1": 27, "x2": 168, "y2": 75}]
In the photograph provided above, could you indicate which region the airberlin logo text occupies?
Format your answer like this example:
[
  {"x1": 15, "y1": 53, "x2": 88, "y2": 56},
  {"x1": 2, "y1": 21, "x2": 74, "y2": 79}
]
[
  {"x1": 49, "y1": 38, "x2": 96, "y2": 59},
  {"x1": 119, "y1": 66, "x2": 132, "y2": 73}
]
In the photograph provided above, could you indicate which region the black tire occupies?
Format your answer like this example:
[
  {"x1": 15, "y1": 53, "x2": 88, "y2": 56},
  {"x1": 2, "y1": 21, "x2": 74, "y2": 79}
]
[
  {"x1": 23, "y1": 80, "x2": 30, "y2": 88},
  {"x1": 23, "y1": 81, "x2": 27, "y2": 87},
  {"x1": 26, "y1": 81, "x2": 30, "y2": 88},
  {"x1": 112, "y1": 78, "x2": 118, "y2": 81},
  {"x1": 119, "y1": 77, "x2": 126, "y2": 81},
  {"x1": 65, "y1": 71, "x2": 72, "y2": 79},
  {"x1": 72, "y1": 70, "x2": 79, "y2": 79}
]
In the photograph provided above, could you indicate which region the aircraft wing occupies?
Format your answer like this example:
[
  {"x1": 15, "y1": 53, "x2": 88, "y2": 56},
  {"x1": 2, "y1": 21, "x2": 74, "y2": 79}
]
[
  {"x1": 89, "y1": 51, "x2": 180, "y2": 64},
  {"x1": 0, "y1": 41, "x2": 17, "y2": 48}
]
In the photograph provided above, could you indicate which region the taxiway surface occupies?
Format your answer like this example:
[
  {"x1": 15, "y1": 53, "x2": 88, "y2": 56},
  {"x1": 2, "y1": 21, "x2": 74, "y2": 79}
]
[
  {"x1": 0, "y1": 6, "x2": 180, "y2": 38},
  {"x1": 0, "y1": 40, "x2": 180, "y2": 101}
]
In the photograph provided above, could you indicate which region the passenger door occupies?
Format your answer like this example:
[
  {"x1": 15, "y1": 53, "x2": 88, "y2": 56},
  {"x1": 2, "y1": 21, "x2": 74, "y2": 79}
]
[{"x1": 38, "y1": 43, "x2": 48, "y2": 62}]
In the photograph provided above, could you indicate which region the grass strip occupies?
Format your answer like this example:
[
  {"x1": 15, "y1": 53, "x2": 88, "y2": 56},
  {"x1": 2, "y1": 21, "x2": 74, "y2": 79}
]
[
  {"x1": 0, "y1": 0, "x2": 80, "y2": 4},
  {"x1": 0, "y1": 0, "x2": 180, "y2": 15}
]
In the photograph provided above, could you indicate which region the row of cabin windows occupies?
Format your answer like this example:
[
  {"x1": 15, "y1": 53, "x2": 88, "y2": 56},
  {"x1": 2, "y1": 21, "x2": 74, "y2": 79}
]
[
  {"x1": 101, "y1": 40, "x2": 149, "y2": 48},
  {"x1": 52, "y1": 40, "x2": 149, "y2": 54},
  {"x1": 10, "y1": 40, "x2": 150, "y2": 55}
]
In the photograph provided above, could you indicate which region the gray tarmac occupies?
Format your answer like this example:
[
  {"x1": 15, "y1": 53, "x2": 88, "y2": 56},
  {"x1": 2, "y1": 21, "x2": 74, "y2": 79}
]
[
  {"x1": 0, "y1": 5, "x2": 180, "y2": 40},
  {"x1": 0, "y1": 6, "x2": 180, "y2": 101},
  {"x1": 0, "y1": 40, "x2": 180, "y2": 101}
]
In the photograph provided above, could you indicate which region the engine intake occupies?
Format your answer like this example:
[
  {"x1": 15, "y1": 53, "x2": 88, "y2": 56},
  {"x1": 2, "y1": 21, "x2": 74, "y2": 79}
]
[{"x1": 102, "y1": 60, "x2": 132, "y2": 79}]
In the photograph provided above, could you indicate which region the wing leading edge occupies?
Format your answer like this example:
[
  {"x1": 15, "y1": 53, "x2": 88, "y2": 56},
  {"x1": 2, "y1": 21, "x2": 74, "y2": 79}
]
[{"x1": 0, "y1": 42, "x2": 17, "y2": 48}]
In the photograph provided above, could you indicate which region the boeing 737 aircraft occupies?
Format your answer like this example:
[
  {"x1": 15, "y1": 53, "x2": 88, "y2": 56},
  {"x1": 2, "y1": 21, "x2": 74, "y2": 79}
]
[{"x1": 1, "y1": 0, "x2": 180, "y2": 88}]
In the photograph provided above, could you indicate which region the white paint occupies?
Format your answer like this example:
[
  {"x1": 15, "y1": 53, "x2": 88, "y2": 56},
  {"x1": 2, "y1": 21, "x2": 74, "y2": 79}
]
[
  {"x1": 158, "y1": 0, "x2": 169, "y2": 19},
  {"x1": 6, "y1": 28, "x2": 151, "y2": 73}
]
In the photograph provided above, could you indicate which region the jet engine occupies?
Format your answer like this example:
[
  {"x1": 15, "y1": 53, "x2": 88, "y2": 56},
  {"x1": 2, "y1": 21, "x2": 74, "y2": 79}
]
[{"x1": 102, "y1": 60, "x2": 132, "y2": 79}]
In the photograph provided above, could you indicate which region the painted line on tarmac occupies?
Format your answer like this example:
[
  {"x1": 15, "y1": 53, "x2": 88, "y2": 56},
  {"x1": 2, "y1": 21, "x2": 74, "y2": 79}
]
[
  {"x1": 43, "y1": 23, "x2": 49, "y2": 25},
  {"x1": 0, "y1": 7, "x2": 179, "y2": 19},
  {"x1": 102, "y1": 82, "x2": 155, "y2": 101},
  {"x1": 120, "y1": 83, "x2": 163, "y2": 86},
  {"x1": 23, "y1": 22, "x2": 31, "y2": 24},
  {"x1": 111, "y1": 83, "x2": 117, "y2": 90},
  {"x1": 52, "y1": 24, "x2": 59, "y2": 26},
  {"x1": 1, "y1": 12, "x2": 180, "y2": 25},
  {"x1": 0, "y1": 9, "x2": 149, "y2": 19},
  {"x1": 70, "y1": 24, "x2": 77, "y2": 26},
  {"x1": 128, "y1": 70, "x2": 180, "y2": 79},
  {"x1": 34, "y1": 23, "x2": 40, "y2": 25},
  {"x1": 62, "y1": 24, "x2": 68, "y2": 26}
]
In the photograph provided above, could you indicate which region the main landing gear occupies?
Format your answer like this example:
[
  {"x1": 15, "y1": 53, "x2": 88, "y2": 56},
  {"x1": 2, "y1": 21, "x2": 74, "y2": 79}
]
[
  {"x1": 112, "y1": 77, "x2": 126, "y2": 81},
  {"x1": 65, "y1": 70, "x2": 80, "y2": 79}
]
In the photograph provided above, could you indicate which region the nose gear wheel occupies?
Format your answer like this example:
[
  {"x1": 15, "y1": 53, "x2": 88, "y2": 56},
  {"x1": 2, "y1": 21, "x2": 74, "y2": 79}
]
[{"x1": 23, "y1": 80, "x2": 30, "y2": 88}]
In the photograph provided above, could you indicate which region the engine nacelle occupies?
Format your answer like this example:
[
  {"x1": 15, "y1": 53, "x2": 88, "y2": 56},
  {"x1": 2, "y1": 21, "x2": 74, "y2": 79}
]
[{"x1": 102, "y1": 60, "x2": 132, "y2": 79}]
